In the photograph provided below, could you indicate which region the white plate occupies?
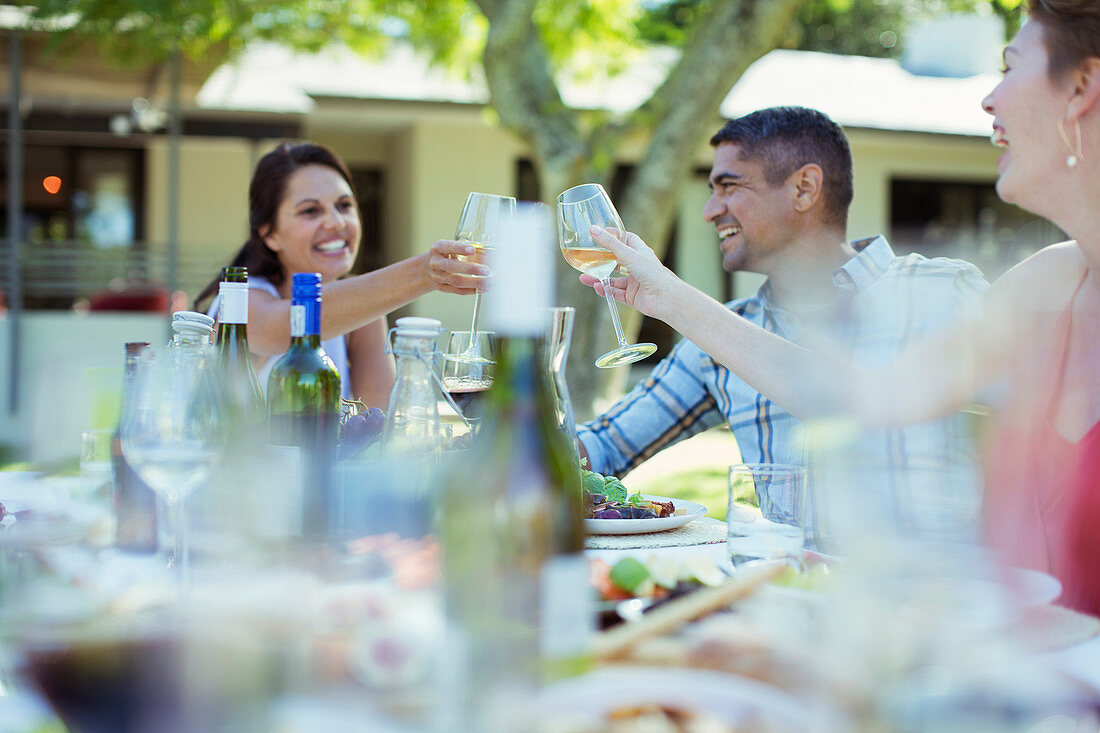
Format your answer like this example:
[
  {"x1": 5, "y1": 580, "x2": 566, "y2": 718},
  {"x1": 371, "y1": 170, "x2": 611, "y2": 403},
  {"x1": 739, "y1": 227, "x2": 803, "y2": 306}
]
[
  {"x1": 536, "y1": 666, "x2": 808, "y2": 731},
  {"x1": 584, "y1": 495, "x2": 706, "y2": 535}
]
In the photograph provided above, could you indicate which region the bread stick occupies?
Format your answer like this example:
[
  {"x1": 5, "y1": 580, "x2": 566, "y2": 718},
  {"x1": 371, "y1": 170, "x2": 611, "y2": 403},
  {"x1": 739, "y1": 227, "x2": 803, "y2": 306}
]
[{"x1": 593, "y1": 560, "x2": 787, "y2": 661}]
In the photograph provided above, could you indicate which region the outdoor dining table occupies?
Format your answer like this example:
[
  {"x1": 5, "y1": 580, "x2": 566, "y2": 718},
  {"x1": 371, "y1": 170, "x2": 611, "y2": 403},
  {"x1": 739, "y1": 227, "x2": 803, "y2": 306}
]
[
  {"x1": 2, "y1": 468, "x2": 1099, "y2": 732},
  {"x1": 582, "y1": 511, "x2": 1100, "y2": 718}
]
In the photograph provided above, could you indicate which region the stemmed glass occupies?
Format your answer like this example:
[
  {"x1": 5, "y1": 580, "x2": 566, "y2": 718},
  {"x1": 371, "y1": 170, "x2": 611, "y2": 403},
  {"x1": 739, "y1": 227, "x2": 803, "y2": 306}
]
[
  {"x1": 120, "y1": 348, "x2": 226, "y2": 584},
  {"x1": 557, "y1": 183, "x2": 657, "y2": 368},
  {"x1": 441, "y1": 330, "x2": 495, "y2": 429},
  {"x1": 449, "y1": 192, "x2": 516, "y2": 365}
]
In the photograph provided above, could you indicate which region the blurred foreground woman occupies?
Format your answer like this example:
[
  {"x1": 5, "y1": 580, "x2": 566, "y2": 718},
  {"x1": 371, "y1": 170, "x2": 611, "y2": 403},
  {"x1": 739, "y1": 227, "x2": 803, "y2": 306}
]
[{"x1": 580, "y1": 0, "x2": 1100, "y2": 616}]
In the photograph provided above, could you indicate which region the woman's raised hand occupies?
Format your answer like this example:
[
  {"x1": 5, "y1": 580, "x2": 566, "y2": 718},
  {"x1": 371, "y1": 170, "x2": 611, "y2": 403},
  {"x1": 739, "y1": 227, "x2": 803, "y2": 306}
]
[
  {"x1": 428, "y1": 239, "x2": 489, "y2": 295},
  {"x1": 580, "y1": 226, "x2": 679, "y2": 321}
]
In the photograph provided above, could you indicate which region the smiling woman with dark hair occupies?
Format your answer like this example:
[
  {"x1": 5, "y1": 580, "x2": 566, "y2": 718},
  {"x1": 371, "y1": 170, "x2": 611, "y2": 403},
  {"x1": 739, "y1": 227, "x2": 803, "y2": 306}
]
[
  {"x1": 195, "y1": 141, "x2": 484, "y2": 407},
  {"x1": 580, "y1": 0, "x2": 1100, "y2": 615}
]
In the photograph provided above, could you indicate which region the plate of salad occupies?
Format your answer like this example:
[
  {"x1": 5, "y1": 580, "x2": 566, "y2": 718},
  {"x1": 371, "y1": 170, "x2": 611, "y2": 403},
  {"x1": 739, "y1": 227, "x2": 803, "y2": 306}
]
[{"x1": 583, "y1": 468, "x2": 706, "y2": 535}]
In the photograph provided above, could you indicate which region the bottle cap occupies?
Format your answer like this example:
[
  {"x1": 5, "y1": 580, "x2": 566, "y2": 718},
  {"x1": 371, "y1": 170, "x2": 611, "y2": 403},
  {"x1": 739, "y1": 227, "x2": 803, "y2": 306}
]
[
  {"x1": 124, "y1": 341, "x2": 150, "y2": 356},
  {"x1": 394, "y1": 317, "x2": 442, "y2": 338},
  {"x1": 292, "y1": 272, "x2": 322, "y2": 299},
  {"x1": 171, "y1": 310, "x2": 215, "y2": 336}
]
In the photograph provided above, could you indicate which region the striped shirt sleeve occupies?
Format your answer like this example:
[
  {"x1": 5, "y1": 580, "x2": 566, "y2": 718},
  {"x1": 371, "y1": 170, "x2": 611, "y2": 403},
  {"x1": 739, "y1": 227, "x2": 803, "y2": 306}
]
[{"x1": 578, "y1": 339, "x2": 726, "y2": 477}]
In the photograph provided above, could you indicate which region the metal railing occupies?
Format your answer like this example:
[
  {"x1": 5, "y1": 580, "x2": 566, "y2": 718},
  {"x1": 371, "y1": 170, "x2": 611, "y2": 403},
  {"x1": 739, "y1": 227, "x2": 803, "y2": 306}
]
[{"x1": 0, "y1": 240, "x2": 216, "y2": 308}]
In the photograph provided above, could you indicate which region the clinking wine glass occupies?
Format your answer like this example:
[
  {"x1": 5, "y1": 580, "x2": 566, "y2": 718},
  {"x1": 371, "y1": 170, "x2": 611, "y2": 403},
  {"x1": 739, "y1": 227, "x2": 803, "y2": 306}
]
[
  {"x1": 441, "y1": 330, "x2": 495, "y2": 427},
  {"x1": 557, "y1": 183, "x2": 657, "y2": 368},
  {"x1": 119, "y1": 349, "x2": 226, "y2": 584},
  {"x1": 450, "y1": 192, "x2": 516, "y2": 365}
]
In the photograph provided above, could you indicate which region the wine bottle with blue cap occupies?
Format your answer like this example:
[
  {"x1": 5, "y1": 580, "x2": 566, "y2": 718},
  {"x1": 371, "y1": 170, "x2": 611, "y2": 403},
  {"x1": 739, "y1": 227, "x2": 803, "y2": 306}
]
[{"x1": 267, "y1": 272, "x2": 341, "y2": 539}]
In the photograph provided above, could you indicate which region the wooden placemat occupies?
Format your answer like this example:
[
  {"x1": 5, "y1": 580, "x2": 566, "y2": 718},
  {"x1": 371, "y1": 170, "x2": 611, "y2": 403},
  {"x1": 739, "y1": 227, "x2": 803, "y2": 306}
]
[
  {"x1": 1013, "y1": 604, "x2": 1100, "y2": 653},
  {"x1": 585, "y1": 517, "x2": 727, "y2": 550}
]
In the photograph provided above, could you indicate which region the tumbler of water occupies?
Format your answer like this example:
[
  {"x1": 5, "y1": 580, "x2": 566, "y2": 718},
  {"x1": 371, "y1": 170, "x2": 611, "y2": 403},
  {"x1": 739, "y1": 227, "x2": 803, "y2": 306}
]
[{"x1": 727, "y1": 463, "x2": 808, "y2": 568}]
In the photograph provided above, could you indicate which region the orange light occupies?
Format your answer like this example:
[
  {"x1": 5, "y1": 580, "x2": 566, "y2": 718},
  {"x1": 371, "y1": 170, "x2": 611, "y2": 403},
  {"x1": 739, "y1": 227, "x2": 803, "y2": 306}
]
[{"x1": 42, "y1": 176, "x2": 62, "y2": 195}]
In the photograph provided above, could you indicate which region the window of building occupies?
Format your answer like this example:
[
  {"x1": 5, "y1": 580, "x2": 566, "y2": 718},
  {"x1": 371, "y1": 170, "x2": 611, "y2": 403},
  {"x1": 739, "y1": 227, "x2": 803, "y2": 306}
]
[
  {"x1": 0, "y1": 144, "x2": 144, "y2": 247},
  {"x1": 0, "y1": 143, "x2": 145, "y2": 308},
  {"x1": 348, "y1": 167, "x2": 385, "y2": 276},
  {"x1": 889, "y1": 178, "x2": 1065, "y2": 280}
]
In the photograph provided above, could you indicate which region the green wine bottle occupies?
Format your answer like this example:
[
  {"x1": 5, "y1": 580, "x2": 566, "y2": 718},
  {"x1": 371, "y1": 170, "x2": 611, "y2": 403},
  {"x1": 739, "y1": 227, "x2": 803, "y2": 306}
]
[
  {"x1": 266, "y1": 272, "x2": 341, "y2": 539},
  {"x1": 216, "y1": 266, "x2": 264, "y2": 421},
  {"x1": 442, "y1": 203, "x2": 589, "y2": 731}
]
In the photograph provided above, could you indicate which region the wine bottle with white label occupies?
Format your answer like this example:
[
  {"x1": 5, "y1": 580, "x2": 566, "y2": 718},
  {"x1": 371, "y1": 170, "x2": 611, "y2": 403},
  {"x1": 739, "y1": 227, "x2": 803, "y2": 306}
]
[
  {"x1": 441, "y1": 203, "x2": 589, "y2": 732},
  {"x1": 215, "y1": 266, "x2": 263, "y2": 421}
]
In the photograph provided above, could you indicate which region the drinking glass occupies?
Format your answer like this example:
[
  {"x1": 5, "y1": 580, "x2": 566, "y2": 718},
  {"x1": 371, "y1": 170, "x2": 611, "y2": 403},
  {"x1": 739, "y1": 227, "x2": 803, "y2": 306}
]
[
  {"x1": 556, "y1": 183, "x2": 657, "y2": 368},
  {"x1": 450, "y1": 192, "x2": 516, "y2": 365},
  {"x1": 727, "y1": 463, "x2": 808, "y2": 568},
  {"x1": 79, "y1": 428, "x2": 114, "y2": 495},
  {"x1": 441, "y1": 331, "x2": 495, "y2": 425},
  {"x1": 120, "y1": 349, "x2": 226, "y2": 583}
]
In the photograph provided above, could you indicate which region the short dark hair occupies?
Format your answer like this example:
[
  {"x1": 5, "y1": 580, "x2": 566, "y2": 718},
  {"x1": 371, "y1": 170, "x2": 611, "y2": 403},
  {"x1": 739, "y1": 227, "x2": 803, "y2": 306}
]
[
  {"x1": 1028, "y1": 0, "x2": 1100, "y2": 79},
  {"x1": 194, "y1": 141, "x2": 356, "y2": 310},
  {"x1": 710, "y1": 107, "x2": 853, "y2": 229}
]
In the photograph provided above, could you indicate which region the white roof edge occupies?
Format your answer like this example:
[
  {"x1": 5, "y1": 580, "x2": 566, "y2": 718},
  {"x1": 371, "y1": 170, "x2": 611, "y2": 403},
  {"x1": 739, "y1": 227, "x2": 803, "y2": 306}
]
[{"x1": 196, "y1": 43, "x2": 1001, "y2": 138}]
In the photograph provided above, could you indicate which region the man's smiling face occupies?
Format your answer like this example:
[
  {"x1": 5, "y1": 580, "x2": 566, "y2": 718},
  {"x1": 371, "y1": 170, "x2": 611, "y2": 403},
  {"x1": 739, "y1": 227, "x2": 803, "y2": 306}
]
[{"x1": 703, "y1": 142, "x2": 799, "y2": 275}]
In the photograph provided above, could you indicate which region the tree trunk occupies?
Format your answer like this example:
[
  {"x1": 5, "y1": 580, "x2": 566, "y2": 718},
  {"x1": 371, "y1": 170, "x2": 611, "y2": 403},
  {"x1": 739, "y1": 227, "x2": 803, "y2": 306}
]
[{"x1": 476, "y1": 0, "x2": 804, "y2": 417}]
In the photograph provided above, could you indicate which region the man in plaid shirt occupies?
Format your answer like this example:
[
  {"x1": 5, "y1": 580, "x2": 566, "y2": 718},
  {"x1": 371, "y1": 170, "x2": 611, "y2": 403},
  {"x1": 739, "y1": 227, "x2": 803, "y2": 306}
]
[{"x1": 578, "y1": 107, "x2": 988, "y2": 520}]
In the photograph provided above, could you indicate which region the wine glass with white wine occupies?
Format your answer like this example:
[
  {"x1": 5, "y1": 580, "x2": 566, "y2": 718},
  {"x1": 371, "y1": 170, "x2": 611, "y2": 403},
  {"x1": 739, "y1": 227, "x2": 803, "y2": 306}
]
[
  {"x1": 557, "y1": 183, "x2": 657, "y2": 368},
  {"x1": 448, "y1": 192, "x2": 516, "y2": 365}
]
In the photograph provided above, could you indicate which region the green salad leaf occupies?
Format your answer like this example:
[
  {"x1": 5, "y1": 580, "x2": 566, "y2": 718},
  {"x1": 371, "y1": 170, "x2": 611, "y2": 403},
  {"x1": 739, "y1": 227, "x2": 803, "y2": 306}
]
[
  {"x1": 581, "y1": 470, "x2": 607, "y2": 496},
  {"x1": 581, "y1": 467, "x2": 629, "y2": 503}
]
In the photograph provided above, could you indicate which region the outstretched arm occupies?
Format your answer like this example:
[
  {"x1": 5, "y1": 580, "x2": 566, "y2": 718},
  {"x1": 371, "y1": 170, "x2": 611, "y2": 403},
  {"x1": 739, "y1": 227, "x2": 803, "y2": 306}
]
[
  {"x1": 248, "y1": 239, "x2": 487, "y2": 357},
  {"x1": 582, "y1": 227, "x2": 1004, "y2": 426}
]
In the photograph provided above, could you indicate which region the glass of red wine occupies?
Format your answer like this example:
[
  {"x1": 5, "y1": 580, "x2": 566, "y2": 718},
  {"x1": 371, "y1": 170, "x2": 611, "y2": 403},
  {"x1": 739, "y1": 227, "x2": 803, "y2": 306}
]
[{"x1": 441, "y1": 330, "x2": 495, "y2": 429}]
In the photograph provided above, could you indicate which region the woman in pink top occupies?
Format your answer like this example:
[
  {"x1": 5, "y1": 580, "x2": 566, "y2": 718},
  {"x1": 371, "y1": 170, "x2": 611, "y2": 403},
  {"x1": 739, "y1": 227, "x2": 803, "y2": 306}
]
[{"x1": 577, "y1": 0, "x2": 1100, "y2": 614}]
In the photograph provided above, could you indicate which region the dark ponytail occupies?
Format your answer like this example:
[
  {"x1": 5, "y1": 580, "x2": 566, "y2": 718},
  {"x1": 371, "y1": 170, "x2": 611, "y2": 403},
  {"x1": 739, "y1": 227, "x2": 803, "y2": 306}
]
[{"x1": 193, "y1": 141, "x2": 356, "y2": 311}]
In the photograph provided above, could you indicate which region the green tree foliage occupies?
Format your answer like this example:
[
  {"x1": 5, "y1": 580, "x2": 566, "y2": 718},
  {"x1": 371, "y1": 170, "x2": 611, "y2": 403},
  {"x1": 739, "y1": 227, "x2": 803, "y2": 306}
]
[{"x1": 640, "y1": 0, "x2": 1026, "y2": 59}]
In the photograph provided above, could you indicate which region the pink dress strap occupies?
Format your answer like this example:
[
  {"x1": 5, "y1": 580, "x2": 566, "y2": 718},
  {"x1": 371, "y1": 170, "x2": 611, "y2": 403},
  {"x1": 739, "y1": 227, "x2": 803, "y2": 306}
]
[{"x1": 1055, "y1": 270, "x2": 1100, "y2": 616}]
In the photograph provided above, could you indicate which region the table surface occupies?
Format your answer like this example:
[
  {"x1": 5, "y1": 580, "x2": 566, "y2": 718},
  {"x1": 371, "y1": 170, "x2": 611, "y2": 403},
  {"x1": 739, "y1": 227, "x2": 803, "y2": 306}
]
[{"x1": 2, "y1": 470, "x2": 1098, "y2": 731}]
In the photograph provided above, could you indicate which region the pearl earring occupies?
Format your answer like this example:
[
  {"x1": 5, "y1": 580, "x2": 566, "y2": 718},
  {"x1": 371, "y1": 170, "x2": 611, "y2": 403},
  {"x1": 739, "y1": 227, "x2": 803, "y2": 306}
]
[{"x1": 1058, "y1": 118, "x2": 1083, "y2": 169}]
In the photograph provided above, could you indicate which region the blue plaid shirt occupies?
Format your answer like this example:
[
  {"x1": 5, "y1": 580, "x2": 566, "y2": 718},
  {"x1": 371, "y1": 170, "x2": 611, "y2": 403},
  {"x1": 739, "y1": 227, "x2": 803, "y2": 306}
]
[{"x1": 578, "y1": 236, "x2": 989, "y2": 484}]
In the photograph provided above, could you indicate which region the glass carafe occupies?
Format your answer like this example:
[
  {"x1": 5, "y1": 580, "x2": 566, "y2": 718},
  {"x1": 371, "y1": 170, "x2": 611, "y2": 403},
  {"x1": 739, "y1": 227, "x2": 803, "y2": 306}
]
[
  {"x1": 545, "y1": 306, "x2": 579, "y2": 464},
  {"x1": 381, "y1": 317, "x2": 443, "y2": 457}
]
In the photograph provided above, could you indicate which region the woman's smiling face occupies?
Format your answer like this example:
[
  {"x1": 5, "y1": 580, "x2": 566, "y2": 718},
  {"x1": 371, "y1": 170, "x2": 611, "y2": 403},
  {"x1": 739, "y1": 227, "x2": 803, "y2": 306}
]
[
  {"x1": 982, "y1": 20, "x2": 1077, "y2": 216},
  {"x1": 261, "y1": 164, "x2": 361, "y2": 283}
]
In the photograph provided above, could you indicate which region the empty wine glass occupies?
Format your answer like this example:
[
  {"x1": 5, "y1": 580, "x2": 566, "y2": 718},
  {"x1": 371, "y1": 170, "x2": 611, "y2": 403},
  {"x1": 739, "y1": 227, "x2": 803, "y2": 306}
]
[
  {"x1": 450, "y1": 192, "x2": 516, "y2": 365},
  {"x1": 120, "y1": 348, "x2": 226, "y2": 584},
  {"x1": 557, "y1": 184, "x2": 657, "y2": 368},
  {"x1": 441, "y1": 331, "x2": 495, "y2": 427}
]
